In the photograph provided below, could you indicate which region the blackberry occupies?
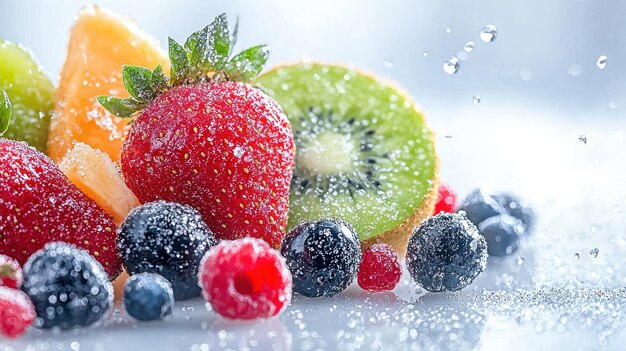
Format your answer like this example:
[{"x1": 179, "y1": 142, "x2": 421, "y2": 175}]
[
  {"x1": 124, "y1": 273, "x2": 174, "y2": 321},
  {"x1": 21, "y1": 242, "x2": 113, "y2": 330},
  {"x1": 117, "y1": 201, "x2": 217, "y2": 300},
  {"x1": 457, "y1": 189, "x2": 506, "y2": 227},
  {"x1": 281, "y1": 218, "x2": 361, "y2": 297},
  {"x1": 479, "y1": 214, "x2": 525, "y2": 257},
  {"x1": 406, "y1": 213, "x2": 487, "y2": 292}
]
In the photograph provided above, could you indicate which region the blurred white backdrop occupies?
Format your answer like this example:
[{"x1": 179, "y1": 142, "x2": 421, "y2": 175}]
[{"x1": 1, "y1": 0, "x2": 623, "y2": 117}]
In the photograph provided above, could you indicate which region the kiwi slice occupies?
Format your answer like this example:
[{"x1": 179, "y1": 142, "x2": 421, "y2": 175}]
[{"x1": 255, "y1": 63, "x2": 438, "y2": 253}]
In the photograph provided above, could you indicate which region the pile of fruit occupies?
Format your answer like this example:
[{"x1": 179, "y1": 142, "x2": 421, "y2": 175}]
[{"x1": 0, "y1": 7, "x2": 534, "y2": 338}]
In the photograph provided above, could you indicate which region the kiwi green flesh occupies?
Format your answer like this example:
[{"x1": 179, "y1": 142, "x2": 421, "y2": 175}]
[
  {"x1": 0, "y1": 40, "x2": 55, "y2": 152},
  {"x1": 255, "y1": 64, "x2": 436, "y2": 241}
]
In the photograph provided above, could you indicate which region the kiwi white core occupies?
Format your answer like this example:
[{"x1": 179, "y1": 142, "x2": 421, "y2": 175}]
[{"x1": 297, "y1": 131, "x2": 356, "y2": 176}]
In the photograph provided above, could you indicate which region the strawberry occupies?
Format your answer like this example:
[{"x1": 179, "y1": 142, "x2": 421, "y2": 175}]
[
  {"x1": 98, "y1": 14, "x2": 294, "y2": 248},
  {"x1": 0, "y1": 91, "x2": 121, "y2": 278}
]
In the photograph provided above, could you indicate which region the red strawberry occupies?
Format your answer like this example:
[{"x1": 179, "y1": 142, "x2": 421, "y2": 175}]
[
  {"x1": 0, "y1": 139, "x2": 121, "y2": 278},
  {"x1": 98, "y1": 14, "x2": 294, "y2": 248}
]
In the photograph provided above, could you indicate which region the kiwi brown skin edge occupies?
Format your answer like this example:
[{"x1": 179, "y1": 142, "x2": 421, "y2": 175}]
[{"x1": 257, "y1": 61, "x2": 439, "y2": 258}]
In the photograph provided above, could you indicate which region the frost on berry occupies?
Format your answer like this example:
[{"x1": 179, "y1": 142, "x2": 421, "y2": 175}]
[
  {"x1": 358, "y1": 243, "x2": 401, "y2": 292},
  {"x1": 199, "y1": 238, "x2": 292, "y2": 320},
  {"x1": 0, "y1": 254, "x2": 23, "y2": 289}
]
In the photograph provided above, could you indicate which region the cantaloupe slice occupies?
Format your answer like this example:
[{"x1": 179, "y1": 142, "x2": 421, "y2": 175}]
[{"x1": 48, "y1": 5, "x2": 169, "y2": 163}]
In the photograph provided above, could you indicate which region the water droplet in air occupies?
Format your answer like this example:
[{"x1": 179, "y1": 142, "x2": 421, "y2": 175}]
[
  {"x1": 573, "y1": 253, "x2": 580, "y2": 261},
  {"x1": 383, "y1": 60, "x2": 394, "y2": 70},
  {"x1": 568, "y1": 64, "x2": 583, "y2": 77},
  {"x1": 445, "y1": 28, "x2": 451, "y2": 33},
  {"x1": 480, "y1": 25, "x2": 497, "y2": 42},
  {"x1": 464, "y1": 41, "x2": 475, "y2": 53},
  {"x1": 578, "y1": 134, "x2": 587, "y2": 144},
  {"x1": 520, "y1": 68, "x2": 533, "y2": 81},
  {"x1": 472, "y1": 95, "x2": 481, "y2": 104},
  {"x1": 443, "y1": 57, "x2": 460, "y2": 75},
  {"x1": 233, "y1": 146, "x2": 244, "y2": 158},
  {"x1": 423, "y1": 51, "x2": 429, "y2": 57},
  {"x1": 70, "y1": 341, "x2": 80, "y2": 351},
  {"x1": 590, "y1": 247, "x2": 599, "y2": 258},
  {"x1": 597, "y1": 55, "x2": 608, "y2": 69}
]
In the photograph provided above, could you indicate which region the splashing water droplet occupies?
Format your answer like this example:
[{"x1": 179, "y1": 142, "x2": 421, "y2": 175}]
[
  {"x1": 443, "y1": 57, "x2": 460, "y2": 75},
  {"x1": 464, "y1": 41, "x2": 475, "y2": 53},
  {"x1": 590, "y1": 247, "x2": 599, "y2": 258},
  {"x1": 568, "y1": 64, "x2": 583, "y2": 77},
  {"x1": 472, "y1": 95, "x2": 481, "y2": 104},
  {"x1": 520, "y1": 68, "x2": 533, "y2": 81},
  {"x1": 383, "y1": 60, "x2": 394, "y2": 70},
  {"x1": 579, "y1": 134, "x2": 587, "y2": 144},
  {"x1": 597, "y1": 55, "x2": 608, "y2": 69},
  {"x1": 480, "y1": 25, "x2": 497, "y2": 43},
  {"x1": 573, "y1": 253, "x2": 580, "y2": 261}
]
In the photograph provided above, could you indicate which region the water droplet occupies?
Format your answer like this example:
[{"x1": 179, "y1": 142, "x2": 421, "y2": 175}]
[
  {"x1": 472, "y1": 95, "x2": 481, "y2": 104},
  {"x1": 480, "y1": 25, "x2": 497, "y2": 42},
  {"x1": 520, "y1": 68, "x2": 533, "y2": 81},
  {"x1": 445, "y1": 28, "x2": 451, "y2": 34},
  {"x1": 422, "y1": 51, "x2": 429, "y2": 57},
  {"x1": 233, "y1": 146, "x2": 244, "y2": 158},
  {"x1": 568, "y1": 64, "x2": 583, "y2": 77},
  {"x1": 597, "y1": 55, "x2": 608, "y2": 69},
  {"x1": 578, "y1": 134, "x2": 587, "y2": 144},
  {"x1": 443, "y1": 57, "x2": 460, "y2": 75},
  {"x1": 70, "y1": 341, "x2": 80, "y2": 351},
  {"x1": 573, "y1": 253, "x2": 580, "y2": 261},
  {"x1": 383, "y1": 60, "x2": 394, "y2": 70},
  {"x1": 590, "y1": 247, "x2": 599, "y2": 258},
  {"x1": 516, "y1": 256, "x2": 525, "y2": 265},
  {"x1": 464, "y1": 41, "x2": 475, "y2": 53}
]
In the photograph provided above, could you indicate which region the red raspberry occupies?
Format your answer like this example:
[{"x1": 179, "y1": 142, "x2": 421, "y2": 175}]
[
  {"x1": 0, "y1": 286, "x2": 35, "y2": 338},
  {"x1": 199, "y1": 238, "x2": 292, "y2": 320},
  {"x1": 0, "y1": 255, "x2": 22, "y2": 289},
  {"x1": 433, "y1": 182, "x2": 457, "y2": 215},
  {"x1": 358, "y1": 244, "x2": 401, "y2": 292}
]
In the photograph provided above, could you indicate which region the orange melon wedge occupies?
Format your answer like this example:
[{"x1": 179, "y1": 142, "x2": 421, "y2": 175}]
[{"x1": 48, "y1": 5, "x2": 169, "y2": 163}]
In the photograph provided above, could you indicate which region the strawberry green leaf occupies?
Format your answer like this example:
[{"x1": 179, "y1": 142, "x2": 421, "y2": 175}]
[
  {"x1": 169, "y1": 38, "x2": 191, "y2": 85},
  {"x1": 185, "y1": 25, "x2": 210, "y2": 71},
  {"x1": 150, "y1": 64, "x2": 169, "y2": 93},
  {"x1": 97, "y1": 96, "x2": 145, "y2": 118},
  {"x1": 206, "y1": 13, "x2": 231, "y2": 70},
  {"x1": 225, "y1": 45, "x2": 270, "y2": 82},
  {"x1": 229, "y1": 15, "x2": 239, "y2": 56},
  {"x1": 122, "y1": 65, "x2": 155, "y2": 102},
  {"x1": 0, "y1": 90, "x2": 12, "y2": 135}
]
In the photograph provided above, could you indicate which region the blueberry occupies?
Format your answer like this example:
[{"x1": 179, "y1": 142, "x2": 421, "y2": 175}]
[
  {"x1": 124, "y1": 273, "x2": 174, "y2": 321},
  {"x1": 21, "y1": 242, "x2": 113, "y2": 330},
  {"x1": 478, "y1": 214, "x2": 525, "y2": 257},
  {"x1": 406, "y1": 213, "x2": 487, "y2": 292},
  {"x1": 117, "y1": 201, "x2": 217, "y2": 300},
  {"x1": 493, "y1": 193, "x2": 535, "y2": 232},
  {"x1": 281, "y1": 218, "x2": 361, "y2": 297},
  {"x1": 457, "y1": 189, "x2": 506, "y2": 227}
]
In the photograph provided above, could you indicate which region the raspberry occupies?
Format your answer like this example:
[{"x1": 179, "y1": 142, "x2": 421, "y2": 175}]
[
  {"x1": 199, "y1": 238, "x2": 292, "y2": 320},
  {"x1": 433, "y1": 182, "x2": 457, "y2": 215},
  {"x1": 357, "y1": 244, "x2": 401, "y2": 292},
  {"x1": 0, "y1": 254, "x2": 23, "y2": 289},
  {"x1": 0, "y1": 286, "x2": 35, "y2": 338}
]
